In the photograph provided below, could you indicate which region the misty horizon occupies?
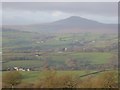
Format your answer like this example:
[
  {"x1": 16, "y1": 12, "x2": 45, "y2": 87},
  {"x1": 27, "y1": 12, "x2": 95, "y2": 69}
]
[
  {"x1": 2, "y1": 2, "x2": 118, "y2": 25},
  {"x1": 2, "y1": 16, "x2": 118, "y2": 26}
]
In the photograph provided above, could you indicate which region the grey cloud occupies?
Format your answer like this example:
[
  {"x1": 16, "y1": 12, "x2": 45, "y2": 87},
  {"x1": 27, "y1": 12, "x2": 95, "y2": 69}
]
[{"x1": 2, "y1": 2, "x2": 118, "y2": 17}]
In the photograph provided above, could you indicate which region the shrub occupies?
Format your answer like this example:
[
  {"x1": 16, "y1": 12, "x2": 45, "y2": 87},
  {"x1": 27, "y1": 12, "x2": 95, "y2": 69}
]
[{"x1": 3, "y1": 71, "x2": 22, "y2": 88}]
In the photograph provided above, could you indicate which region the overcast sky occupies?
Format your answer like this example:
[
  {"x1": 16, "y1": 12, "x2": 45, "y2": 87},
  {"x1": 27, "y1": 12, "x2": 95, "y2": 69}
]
[{"x1": 2, "y1": 2, "x2": 118, "y2": 25}]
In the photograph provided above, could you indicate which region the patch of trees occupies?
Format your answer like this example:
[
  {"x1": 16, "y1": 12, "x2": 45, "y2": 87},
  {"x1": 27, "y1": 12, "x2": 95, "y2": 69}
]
[
  {"x1": 2, "y1": 70, "x2": 118, "y2": 88},
  {"x1": 3, "y1": 71, "x2": 22, "y2": 88}
]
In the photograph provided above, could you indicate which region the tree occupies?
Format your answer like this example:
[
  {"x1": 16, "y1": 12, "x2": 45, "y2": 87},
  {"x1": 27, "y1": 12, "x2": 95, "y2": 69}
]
[
  {"x1": 34, "y1": 70, "x2": 78, "y2": 88},
  {"x1": 91, "y1": 71, "x2": 117, "y2": 88},
  {"x1": 100, "y1": 72, "x2": 117, "y2": 88},
  {"x1": 3, "y1": 71, "x2": 22, "y2": 88}
]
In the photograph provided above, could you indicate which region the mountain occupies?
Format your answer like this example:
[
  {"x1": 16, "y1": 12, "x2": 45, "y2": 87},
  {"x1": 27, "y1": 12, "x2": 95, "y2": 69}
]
[{"x1": 3, "y1": 16, "x2": 117, "y2": 34}]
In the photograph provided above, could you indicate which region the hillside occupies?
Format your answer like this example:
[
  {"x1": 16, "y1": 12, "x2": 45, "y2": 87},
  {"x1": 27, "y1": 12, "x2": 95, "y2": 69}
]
[{"x1": 3, "y1": 16, "x2": 117, "y2": 34}]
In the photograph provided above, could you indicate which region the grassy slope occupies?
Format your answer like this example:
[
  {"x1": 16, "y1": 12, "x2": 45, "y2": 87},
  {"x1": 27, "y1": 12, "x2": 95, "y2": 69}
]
[
  {"x1": 3, "y1": 52, "x2": 113, "y2": 69},
  {"x1": 3, "y1": 30, "x2": 118, "y2": 51}
]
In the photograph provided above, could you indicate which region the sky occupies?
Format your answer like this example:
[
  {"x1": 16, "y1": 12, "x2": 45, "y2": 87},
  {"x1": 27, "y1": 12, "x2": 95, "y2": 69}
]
[{"x1": 1, "y1": 2, "x2": 118, "y2": 25}]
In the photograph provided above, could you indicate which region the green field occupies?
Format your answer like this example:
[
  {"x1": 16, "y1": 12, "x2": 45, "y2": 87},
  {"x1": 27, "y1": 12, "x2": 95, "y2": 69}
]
[
  {"x1": 2, "y1": 29, "x2": 118, "y2": 71},
  {"x1": 22, "y1": 71, "x2": 90, "y2": 83},
  {"x1": 3, "y1": 29, "x2": 118, "y2": 52},
  {"x1": 3, "y1": 52, "x2": 115, "y2": 70}
]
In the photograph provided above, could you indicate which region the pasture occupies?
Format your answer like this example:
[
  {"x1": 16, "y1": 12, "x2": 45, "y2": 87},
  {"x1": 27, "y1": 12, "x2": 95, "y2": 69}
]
[{"x1": 2, "y1": 52, "x2": 114, "y2": 70}]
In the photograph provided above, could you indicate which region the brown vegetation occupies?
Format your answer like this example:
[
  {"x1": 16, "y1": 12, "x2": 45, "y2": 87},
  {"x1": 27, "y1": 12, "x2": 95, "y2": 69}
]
[
  {"x1": 3, "y1": 71, "x2": 22, "y2": 88},
  {"x1": 2, "y1": 70, "x2": 118, "y2": 88}
]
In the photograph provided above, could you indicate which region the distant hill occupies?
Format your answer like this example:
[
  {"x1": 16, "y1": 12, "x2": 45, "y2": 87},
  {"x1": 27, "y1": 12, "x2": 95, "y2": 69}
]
[{"x1": 3, "y1": 16, "x2": 117, "y2": 34}]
